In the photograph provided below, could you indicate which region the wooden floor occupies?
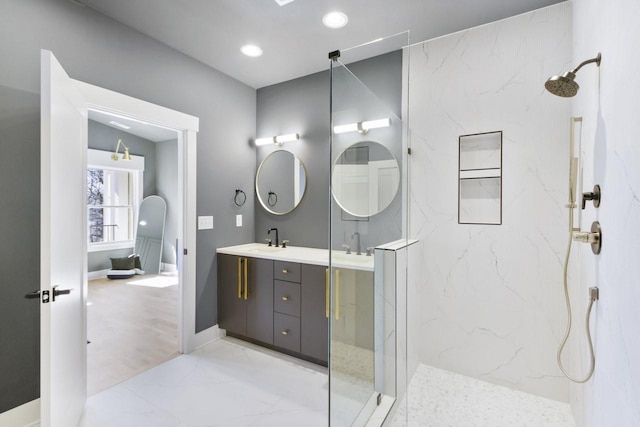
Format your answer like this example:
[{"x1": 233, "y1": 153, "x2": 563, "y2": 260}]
[{"x1": 87, "y1": 273, "x2": 179, "y2": 396}]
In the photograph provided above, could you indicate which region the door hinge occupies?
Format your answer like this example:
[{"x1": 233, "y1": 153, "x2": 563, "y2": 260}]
[
  {"x1": 42, "y1": 290, "x2": 50, "y2": 304},
  {"x1": 408, "y1": 147, "x2": 412, "y2": 155},
  {"x1": 184, "y1": 248, "x2": 188, "y2": 255}
]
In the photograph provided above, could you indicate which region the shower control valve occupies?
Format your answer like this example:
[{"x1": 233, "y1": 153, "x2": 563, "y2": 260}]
[
  {"x1": 573, "y1": 231, "x2": 599, "y2": 244},
  {"x1": 581, "y1": 185, "x2": 601, "y2": 209},
  {"x1": 572, "y1": 221, "x2": 602, "y2": 255}
]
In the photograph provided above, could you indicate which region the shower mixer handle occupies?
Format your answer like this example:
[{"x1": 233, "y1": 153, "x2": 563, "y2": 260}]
[
  {"x1": 572, "y1": 221, "x2": 602, "y2": 255},
  {"x1": 572, "y1": 231, "x2": 599, "y2": 244},
  {"x1": 581, "y1": 185, "x2": 601, "y2": 210}
]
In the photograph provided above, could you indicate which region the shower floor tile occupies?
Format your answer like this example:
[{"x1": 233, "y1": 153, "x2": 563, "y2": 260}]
[{"x1": 391, "y1": 364, "x2": 575, "y2": 427}]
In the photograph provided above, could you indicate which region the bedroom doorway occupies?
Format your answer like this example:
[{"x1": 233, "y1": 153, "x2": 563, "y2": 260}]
[{"x1": 85, "y1": 111, "x2": 182, "y2": 395}]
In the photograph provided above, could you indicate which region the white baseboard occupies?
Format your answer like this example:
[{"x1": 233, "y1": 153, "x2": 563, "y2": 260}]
[
  {"x1": 194, "y1": 325, "x2": 224, "y2": 350},
  {"x1": 0, "y1": 398, "x2": 40, "y2": 427},
  {"x1": 161, "y1": 263, "x2": 177, "y2": 273},
  {"x1": 87, "y1": 269, "x2": 109, "y2": 280}
]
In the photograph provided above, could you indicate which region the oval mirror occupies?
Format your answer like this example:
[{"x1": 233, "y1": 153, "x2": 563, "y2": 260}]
[
  {"x1": 332, "y1": 140, "x2": 400, "y2": 217},
  {"x1": 256, "y1": 150, "x2": 307, "y2": 215}
]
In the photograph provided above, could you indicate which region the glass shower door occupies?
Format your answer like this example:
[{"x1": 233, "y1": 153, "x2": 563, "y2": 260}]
[{"x1": 329, "y1": 32, "x2": 410, "y2": 426}]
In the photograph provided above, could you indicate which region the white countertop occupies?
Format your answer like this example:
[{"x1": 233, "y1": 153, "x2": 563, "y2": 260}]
[{"x1": 216, "y1": 242, "x2": 374, "y2": 272}]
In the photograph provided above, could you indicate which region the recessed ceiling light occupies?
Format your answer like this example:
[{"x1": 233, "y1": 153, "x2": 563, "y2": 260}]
[
  {"x1": 322, "y1": 11, "x2": 348, "y2": 29},
  {"x1": 274, "y1": 0, "x2": 296, "y2": 5},
  {"x1": 241, "y1": 44, "x2": 263, "y2": 57}
]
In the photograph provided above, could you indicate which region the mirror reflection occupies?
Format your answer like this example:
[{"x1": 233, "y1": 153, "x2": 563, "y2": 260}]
[
  {"x1": 135, "y1": 195, "x2": 167, "y2": 274},
  {"x1": 256, "y1": 150, "x2": 307, "y2": 215},
  {"x1": 332, "y1": 141, "x2": 400, "y2": 217}
]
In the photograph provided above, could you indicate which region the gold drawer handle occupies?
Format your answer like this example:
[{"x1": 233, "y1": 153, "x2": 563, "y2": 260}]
[
  {"x1": 282, "y1": 330, "x2": 289, "y2": 335},
  {"x1": 237, "y1": 258, "x2": 242, "y2": 299},
  {"x1": 282, "y1": 269, "x2": 289, "y2": 273},
  {"x1": 282, "y1": 296, "x2": 289, "y2": 301}
]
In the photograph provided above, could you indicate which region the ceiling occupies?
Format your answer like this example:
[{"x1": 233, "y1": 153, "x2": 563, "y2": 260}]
[{"x1": 79, "y1": 0, "x2": 565, "y2": 89}]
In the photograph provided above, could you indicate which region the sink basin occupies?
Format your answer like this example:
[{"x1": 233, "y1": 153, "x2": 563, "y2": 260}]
[{"x1": 246, "y1": 245, "x2": 286, "y2": 254}]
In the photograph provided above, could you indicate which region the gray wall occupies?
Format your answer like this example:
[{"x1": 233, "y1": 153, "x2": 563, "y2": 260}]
[
  {"x1": 255, "y1": 50, "x2": 402, "y2": 249},
  {"x1": 156, "y1": 139, "x2": 178, "y2": 265},
  {"x1": 0, "y1": 0, "x2": 255, "y2": 413},
  {"x1": 88, "y1": 120, "x2": 158, "y2": 197},
  {"x1": 0, "y1": 86, "x2": 40, "y2": 414},
  {"x1": 87, "y1": 120, "x2": 159, "y2": 272}
]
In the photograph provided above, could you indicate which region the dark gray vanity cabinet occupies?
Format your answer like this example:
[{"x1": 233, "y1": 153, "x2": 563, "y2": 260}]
[
  {"x1": 218, "y1": 253, "x2": 329, "y2": 365},
  {"x1": 301, "y1": 264, "x2": 329, "y2": 363},
  {"x1": 217, "y1": 254, "x2": 274, "y2": 344}
]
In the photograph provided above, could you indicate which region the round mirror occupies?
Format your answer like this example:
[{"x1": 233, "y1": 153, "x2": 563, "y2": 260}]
[
  {"x1": 256, "y1": 150, "x2": 307, "y2": 215},
  {"x1": 332, "y1": 141, "x2": 400, "y2": 217}
]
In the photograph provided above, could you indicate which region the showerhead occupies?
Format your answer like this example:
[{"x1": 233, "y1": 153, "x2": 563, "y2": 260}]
[
  {"x1": 545, "y1": 52, "x2": 601, "y2": 98},
  {"x1": 545, "y1": 71, "x2": 579, "y2": 97}
]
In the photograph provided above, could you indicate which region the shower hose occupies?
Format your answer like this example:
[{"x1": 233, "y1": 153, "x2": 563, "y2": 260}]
[{"x1": 557, "y1": 208, "x2": 597, "y2": 383}]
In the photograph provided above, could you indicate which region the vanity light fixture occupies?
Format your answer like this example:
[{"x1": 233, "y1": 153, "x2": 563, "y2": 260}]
[
  {"x1": 333, "y1": 117, "x2": 391, "y2": 134},
  {"x1": 111, "y1": 139, "x2": 131, "y2": 161},
  {"x1": 255, "y1": 133, "x2": 300, "y2": 146}
]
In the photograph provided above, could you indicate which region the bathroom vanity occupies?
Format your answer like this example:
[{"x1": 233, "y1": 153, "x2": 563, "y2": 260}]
[{"x1": 216, "y1": 243, "x2": 374, "y2": 366}]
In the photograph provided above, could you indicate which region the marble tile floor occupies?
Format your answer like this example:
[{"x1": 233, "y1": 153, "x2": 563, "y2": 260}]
[
  {"x1": 79, "y1": 336, "x2": 329, "y2": 427},
  {"x1": 390, "y1": 364, "x2": 576, "y2": 427}
]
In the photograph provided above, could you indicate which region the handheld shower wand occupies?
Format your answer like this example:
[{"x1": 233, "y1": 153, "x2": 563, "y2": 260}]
[{"x1": 557, "y1": 116, "x2": 599, "y2": 383}]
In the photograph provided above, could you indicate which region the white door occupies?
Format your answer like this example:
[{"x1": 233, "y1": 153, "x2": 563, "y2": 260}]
[{"x1": 40, "y1": 50, "x2": 87, "y2": 427}]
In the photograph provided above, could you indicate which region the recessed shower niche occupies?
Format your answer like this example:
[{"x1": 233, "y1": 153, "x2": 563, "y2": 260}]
[{"x1": 458, "y1": 131, "x2": 502, "y2": 225}]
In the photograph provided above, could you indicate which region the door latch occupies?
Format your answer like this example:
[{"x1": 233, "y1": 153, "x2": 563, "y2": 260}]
[{"x1": 42, "y1": 290, "x2": 50, "y2": 304}]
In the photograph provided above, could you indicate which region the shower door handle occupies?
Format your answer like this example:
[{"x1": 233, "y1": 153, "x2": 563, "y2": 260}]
[
  {"x1": 335, "y1": 269, "x2": 340, "y2": 320},
  {"x1": 325, "y1": 268, "x2": 329, "y2": 318}
]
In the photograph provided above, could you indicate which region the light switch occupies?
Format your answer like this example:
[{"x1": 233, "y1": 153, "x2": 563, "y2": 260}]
[
  {"x1": 198, "y1": 216, "x2": 214, "y2": 230},
  {"x1": 236, "y1": 215, "x2": 243, "y2": 227}
]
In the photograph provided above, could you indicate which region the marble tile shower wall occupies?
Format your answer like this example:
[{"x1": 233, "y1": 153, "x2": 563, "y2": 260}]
[
  {"x1": 571, "y1": 0, "x2": 640, "y2": 425},
  {"x1": 407, "y1": 3, "x2": 573, "y2": 401}
]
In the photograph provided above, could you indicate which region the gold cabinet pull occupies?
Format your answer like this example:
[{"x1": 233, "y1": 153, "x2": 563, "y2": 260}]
[
  {"x1": 282, "y1": 269, "x2": 289, "y2": 273},
  {"x1": 282, "y1": 296, "x2": 289, "y2": 301},
  {"x1": 325, "y1": 268, "x2": 329, "y2": 318},
  {"x1": 243, "y1": 258, "x2": 248, "y2": 300},
  {"x1": 282, "y1": 330, "x2": 289, "y2": 335},
  {"x1": 237, "y1": 258, "x2": 242, "y2": 299},
  {"x1": 335, "y1": 269, "x2": 340, "y2": 320}
]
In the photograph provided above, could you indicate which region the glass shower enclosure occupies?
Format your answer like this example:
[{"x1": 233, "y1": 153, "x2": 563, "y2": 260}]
[{"x1": 328, "y1": 32, "x2": 411, "y2": 426}]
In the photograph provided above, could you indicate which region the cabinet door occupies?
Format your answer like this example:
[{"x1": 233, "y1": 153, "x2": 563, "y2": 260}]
[
  {"x1": 217, "y1": 254, "x2": 246, "y2": 336},
  {"x1": 301, "y1": 264, "x2": 329, "y2": 363},
  {"x1": 246, "y1": 257, "x2": 274, "y2": 344}
]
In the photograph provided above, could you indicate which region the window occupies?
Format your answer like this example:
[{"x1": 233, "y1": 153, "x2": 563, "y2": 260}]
[
  {"x1": 87, "y1": 149, "x2": 144, "y2": 252},
  {"x1": 87, "y1": 168, "x2": 133, "y2": 244}
]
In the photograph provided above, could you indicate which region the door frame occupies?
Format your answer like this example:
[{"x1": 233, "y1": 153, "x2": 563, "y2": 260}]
[{"x1": 74, "y1": 80, "x2": 199, "y2": 354}]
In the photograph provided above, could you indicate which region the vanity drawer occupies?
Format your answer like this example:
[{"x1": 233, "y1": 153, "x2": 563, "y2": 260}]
[
  {"x1": 274, "y1": 280, "x2": 300, "y2": 317},
  {"x1": 274, "y1": 261, "x2": 301, "y2": 283},
  {"x1": 274, "y1": 312, "x2": 300, "y2": 353}
]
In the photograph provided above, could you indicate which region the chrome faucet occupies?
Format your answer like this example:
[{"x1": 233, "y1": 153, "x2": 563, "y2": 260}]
[
  {"x1": 351, "y1": 232, "x2": 361, "y2": 255},
  {"x1": 268, "y1": 228, "x2": 279, "y2": 247}
]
